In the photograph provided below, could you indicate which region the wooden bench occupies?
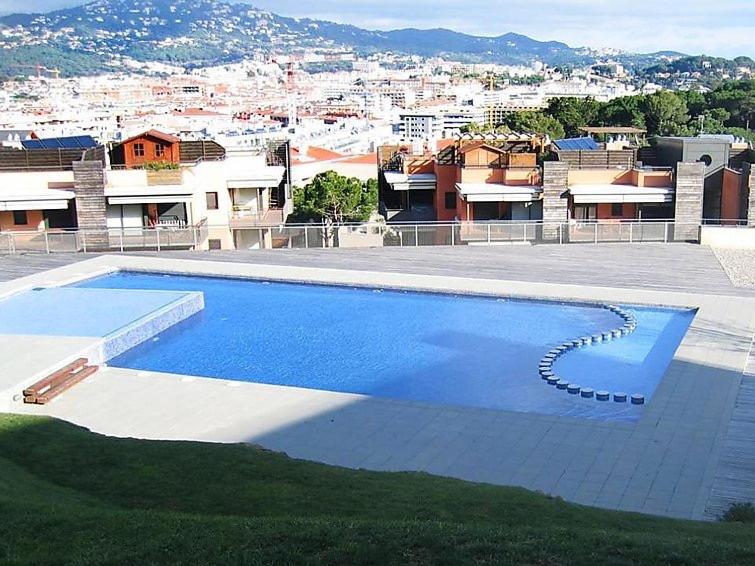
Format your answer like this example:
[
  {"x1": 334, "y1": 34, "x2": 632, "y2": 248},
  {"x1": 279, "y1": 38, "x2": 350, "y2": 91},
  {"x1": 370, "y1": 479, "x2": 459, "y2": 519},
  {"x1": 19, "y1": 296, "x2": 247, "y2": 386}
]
[{"x1": 23, "y1": 358, "x2": 98, "y2": 405}]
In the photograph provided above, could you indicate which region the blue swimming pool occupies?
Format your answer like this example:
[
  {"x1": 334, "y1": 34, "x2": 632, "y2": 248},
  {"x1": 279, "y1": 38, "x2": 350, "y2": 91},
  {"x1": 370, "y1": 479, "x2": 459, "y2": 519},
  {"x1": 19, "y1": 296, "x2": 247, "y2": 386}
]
[{"x1": 75, "y1": 272, "x2": 695, "y2": 421}]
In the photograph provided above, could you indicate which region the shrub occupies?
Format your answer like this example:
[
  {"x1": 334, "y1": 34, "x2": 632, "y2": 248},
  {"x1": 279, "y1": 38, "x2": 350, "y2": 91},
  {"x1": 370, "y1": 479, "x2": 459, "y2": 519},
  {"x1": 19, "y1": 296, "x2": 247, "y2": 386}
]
[
  {"x1": 721, "y1": 502, "x2": 755, "y2": 523},
  {"x1": 145, "y1": 160, "x2": 179, "y2": 171}
]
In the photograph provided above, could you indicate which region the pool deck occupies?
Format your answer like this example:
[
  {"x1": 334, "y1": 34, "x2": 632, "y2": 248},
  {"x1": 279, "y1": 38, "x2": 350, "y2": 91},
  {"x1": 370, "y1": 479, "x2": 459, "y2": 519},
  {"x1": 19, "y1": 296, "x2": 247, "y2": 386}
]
[{"x1": 1, "y1": 248, "x2": 754, "y2": 521}]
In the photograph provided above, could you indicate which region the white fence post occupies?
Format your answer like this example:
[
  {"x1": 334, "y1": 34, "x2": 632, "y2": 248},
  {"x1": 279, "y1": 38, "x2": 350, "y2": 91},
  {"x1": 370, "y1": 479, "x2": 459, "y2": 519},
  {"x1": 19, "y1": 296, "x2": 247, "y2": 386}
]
[
  {"x1": 81, "y1": 231, "x2": 87, "y2": 253},
  {"x1": 156, "y1": 229, "x2": 161, "y2": 252},
  {"x1": 451, "y1": 224, "x2": 455, "y2": 246},
  {"x1": 522, "y1": 223, "x2": 527, "y2": 243},
  {"x1": 304, "y1": 226, "x2": 309, "y2": 248},
  {"x1": 629, "y1": 222, "x2": 633, "y2": 243},
  {"x1": 44, "y1": 231, "x2": 50, "y2": 254},
  {"x1": 414, "y1": 224, "x2": 419, "y2": 246},
  {"x1": 664, "y1": 222, "x2": 669, "y2": 243},
  {"x1": 487, "y1": 224, "x2": 491, "y2": 244},
  {"x1": 594, "y1": 223, "x2": 598, "y2": 244}
]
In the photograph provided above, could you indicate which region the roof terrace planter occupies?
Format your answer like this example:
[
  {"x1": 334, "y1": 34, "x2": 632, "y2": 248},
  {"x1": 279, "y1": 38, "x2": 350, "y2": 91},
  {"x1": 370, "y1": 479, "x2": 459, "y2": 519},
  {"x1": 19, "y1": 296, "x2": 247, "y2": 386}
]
[{"x1": 146, "y1": 168, "x2": 183, "y2": 186}]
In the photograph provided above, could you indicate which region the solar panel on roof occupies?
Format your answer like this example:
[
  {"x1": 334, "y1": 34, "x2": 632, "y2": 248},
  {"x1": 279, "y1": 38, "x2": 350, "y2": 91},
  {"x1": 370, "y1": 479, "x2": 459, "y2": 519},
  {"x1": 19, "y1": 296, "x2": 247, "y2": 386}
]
[
  {"x1": 554, "y1": 137, "x2": 599, "y2": 151},
  {"x1": 21, "y1": 139, "x2": 44, "y2": 149},
  {"x1": 21, "y1": 135, "x2": 98, "y2": 150}
]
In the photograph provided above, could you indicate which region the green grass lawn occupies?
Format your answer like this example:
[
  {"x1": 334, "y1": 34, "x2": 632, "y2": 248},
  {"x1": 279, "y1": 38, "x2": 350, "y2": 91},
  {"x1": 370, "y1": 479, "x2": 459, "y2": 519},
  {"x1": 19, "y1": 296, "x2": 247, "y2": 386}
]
[{"x1": 0, "y1": 413, "x2": 753, "y2": 565}]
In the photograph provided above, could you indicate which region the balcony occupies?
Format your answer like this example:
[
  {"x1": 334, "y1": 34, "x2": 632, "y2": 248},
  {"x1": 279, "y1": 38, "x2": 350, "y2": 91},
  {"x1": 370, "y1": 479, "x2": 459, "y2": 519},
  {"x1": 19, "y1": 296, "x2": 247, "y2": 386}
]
[{"x1": 230, "y1": 208, "x2": 285, "y2": 228}]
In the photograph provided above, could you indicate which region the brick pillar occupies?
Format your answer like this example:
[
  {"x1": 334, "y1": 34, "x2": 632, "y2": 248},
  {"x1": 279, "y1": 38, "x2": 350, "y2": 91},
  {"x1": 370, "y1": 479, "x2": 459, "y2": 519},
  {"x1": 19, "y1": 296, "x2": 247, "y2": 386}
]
[
  {"x1": 673, "y1": 162, "x2": 705, "y2": 242},
  {"x1": 744, "y1": 162, "x2": 755, "y2": 227},
  {"x1": 72, "y1": 160, "x2": 109, "y2": 250},
  {"x1": 541, "y1": 161, "x2": 569, "y2": 242}
]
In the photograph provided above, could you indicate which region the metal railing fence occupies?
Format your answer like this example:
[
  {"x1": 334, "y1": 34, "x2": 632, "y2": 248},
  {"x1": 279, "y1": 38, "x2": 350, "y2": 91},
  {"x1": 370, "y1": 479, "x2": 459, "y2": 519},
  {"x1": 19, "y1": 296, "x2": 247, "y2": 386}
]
[{"x1": 0, "y1": 219, "x2": 733, "y2": 255}]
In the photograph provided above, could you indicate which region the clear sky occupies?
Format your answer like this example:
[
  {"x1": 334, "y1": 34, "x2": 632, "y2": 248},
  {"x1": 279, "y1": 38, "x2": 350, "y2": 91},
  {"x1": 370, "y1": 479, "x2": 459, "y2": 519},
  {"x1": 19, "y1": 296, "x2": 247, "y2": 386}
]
[{"x1": 1, "y1": 0, "x2": 753, "y2": 58}]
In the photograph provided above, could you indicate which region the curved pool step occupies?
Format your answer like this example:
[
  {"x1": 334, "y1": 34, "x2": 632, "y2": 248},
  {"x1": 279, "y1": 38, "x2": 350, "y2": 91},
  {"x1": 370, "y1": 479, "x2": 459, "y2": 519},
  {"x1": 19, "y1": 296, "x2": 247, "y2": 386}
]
[{"x1": 536, "y1": 304, "x2": 645, "y2": 405}]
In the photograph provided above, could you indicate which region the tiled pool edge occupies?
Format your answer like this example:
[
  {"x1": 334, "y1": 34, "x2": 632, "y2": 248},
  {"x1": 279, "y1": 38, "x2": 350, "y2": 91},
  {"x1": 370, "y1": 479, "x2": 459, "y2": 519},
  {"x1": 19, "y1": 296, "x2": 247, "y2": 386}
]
[{"x1": 90, "y1": 291, "x2": 204, "y2": 365}]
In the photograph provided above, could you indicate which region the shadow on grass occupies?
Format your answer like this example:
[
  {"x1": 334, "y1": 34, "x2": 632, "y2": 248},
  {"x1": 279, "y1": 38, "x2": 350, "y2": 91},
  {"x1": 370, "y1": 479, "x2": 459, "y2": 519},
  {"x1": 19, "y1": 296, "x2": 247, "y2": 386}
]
[{"x1": 1, "y1": 413, "x2": 755, "y2": 565}]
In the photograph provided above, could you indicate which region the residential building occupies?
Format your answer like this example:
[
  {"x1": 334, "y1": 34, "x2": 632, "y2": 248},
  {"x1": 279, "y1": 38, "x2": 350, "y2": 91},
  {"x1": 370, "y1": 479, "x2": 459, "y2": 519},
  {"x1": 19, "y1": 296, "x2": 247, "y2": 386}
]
[
  {"x1": 0, "y1": 132, "x2": 294, "y2": 251},
  {"x1": 378, "y1": 134, "x2": 547, "y2": 222}
]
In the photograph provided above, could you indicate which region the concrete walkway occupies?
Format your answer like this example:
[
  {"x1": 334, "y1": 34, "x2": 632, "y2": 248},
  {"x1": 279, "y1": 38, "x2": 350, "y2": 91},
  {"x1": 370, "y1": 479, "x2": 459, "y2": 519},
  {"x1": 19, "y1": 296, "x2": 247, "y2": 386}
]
[
  {"x1": 1, "y1": 252, "x2": 754, "y2": 521},
  {"x1": 2, "y1": 243, "x2": 752, "y2": 296}
]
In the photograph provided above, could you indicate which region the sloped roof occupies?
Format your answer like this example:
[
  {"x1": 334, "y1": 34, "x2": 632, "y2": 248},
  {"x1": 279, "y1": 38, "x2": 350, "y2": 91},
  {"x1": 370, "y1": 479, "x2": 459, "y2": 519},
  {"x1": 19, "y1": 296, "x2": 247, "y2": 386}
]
[
  {"x1": 339, "y1": 152, "x2": 377, "y2": 165},
  {"x1": 291, "y1": 146, "x2": 344, "y2": 163},
  {"x1": 120, "y1": 129, "x2": 180, "y2": 145}
]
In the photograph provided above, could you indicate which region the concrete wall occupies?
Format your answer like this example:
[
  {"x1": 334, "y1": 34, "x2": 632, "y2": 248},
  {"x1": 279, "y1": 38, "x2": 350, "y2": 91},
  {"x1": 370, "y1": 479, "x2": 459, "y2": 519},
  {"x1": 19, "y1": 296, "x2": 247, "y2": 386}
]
[
  {"x1": 541, "y1": 161, "x2": 569, "y2": 241},
  {"x1": 744, "y1": 162, "x2": 755, "y2": 228},
  {"x1": 721, "y1": 168, "x2": 743, "y2": 224},
  {"x1": 701, "y1": 226, "x2": 755, "y2": 249},
  {"x1": 0, "y1": 210, "x2": 45, "y2": 231},
  {"x1": 673, "y1": 162, "x2": 705, "y2": 241},
  {"x1": 435, "y1": 164, "x2": 459, "y2": 222}
]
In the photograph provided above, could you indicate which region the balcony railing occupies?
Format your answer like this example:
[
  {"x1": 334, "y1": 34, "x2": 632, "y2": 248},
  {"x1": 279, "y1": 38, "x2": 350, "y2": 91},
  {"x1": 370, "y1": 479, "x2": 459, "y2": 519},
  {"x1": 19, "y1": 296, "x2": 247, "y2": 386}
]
[{"x1": 229, "y1": 208, "x2": 285, "y2": 228}]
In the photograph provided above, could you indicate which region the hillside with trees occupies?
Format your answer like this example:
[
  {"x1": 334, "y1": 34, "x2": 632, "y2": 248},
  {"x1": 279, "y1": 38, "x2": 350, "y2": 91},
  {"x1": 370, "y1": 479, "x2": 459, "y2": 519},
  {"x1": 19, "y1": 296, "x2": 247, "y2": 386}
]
[{"x1": 465, "y1": 79, "x2": 755, "y2": 142}]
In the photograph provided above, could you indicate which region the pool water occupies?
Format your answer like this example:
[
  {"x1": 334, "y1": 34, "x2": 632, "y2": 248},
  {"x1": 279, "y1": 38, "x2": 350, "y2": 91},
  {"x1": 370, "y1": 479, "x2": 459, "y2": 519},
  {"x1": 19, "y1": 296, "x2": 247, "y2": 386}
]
[{"x1": 75, "y1": 272, "x2": 695, "y2": 421}]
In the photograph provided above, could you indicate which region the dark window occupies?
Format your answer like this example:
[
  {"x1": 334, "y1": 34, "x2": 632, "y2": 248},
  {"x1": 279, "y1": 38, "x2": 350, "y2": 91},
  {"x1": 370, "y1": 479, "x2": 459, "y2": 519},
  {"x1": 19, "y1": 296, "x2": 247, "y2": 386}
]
[
  {"x1": 155, "y1": 143, "x2": 165, "y2": 157},
  {"x1": 208, "y1": 239, "x2": 222, "y2": 250},
  {"x1": 444, "y1": 191, "x2": 456, "y2": 210},
  {"x1": 206, "y1": 192, "x2": 219, "y2": 210},
  {"x1": 133, "y1": 142, "x2": 145, "y2": 157},
  {"x1": 611, "y1": 203, "x2": 623, "y2": 216},
  {"x1": 698, "y1": 154, "x2": 712, "y2": 167},
  {"x1": 12, "y1": 210, "x2": 28, "y2": 225}
]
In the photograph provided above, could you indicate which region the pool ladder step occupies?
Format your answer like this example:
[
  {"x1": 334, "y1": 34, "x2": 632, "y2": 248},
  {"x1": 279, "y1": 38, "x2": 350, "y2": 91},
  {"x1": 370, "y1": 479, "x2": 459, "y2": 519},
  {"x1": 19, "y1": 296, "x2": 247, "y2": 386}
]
[{"x1": 23, "y1": 358, "x2": 98, "y2": 405}]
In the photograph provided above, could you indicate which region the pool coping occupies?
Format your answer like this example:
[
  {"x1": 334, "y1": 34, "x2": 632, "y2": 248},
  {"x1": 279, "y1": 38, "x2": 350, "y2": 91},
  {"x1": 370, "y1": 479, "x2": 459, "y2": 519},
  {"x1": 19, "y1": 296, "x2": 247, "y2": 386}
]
[{"x1": 2, "y1": 254, "x2": 755, "y2": 522}]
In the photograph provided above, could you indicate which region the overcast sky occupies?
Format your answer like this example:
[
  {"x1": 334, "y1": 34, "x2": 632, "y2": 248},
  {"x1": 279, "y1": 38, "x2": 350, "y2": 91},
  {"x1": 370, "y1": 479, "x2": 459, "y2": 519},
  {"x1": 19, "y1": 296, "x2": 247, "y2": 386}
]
[{"x1": 1, "y1": 0, "x2": 753, "y2": 58}]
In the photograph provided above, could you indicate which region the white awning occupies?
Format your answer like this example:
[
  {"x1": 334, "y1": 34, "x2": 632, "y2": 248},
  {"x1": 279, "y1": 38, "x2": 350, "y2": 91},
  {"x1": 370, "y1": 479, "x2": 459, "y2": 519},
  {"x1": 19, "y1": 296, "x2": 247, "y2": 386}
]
[
  {"x1": 456, "y1": 183, "x2": 542, "y2": 202},
  {"x1": 226, "y1": 166, "x2": 285, "y2": 189},
  {"x1": 105, "y1": 184, "x2": 193, "y2": 205},
  {"x1": 108, "y1": 195, "x2": 193, "y2": 205},
  {"x1": 0, "y1": 188, "x2": 75, "y2": 211},
  {"x1": 569, "y1": 184, "x2": 674, "y2": 204},
  {"x1": 384, "y1": 172, "x2": 436, "y2": 191}
]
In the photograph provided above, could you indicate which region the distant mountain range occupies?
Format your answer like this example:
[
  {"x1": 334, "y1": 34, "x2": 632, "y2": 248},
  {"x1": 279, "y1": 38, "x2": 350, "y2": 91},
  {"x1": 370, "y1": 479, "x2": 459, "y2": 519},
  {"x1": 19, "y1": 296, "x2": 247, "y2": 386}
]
[{"x1": 0, "y1": 0, "x2": 733, "y2": 78}]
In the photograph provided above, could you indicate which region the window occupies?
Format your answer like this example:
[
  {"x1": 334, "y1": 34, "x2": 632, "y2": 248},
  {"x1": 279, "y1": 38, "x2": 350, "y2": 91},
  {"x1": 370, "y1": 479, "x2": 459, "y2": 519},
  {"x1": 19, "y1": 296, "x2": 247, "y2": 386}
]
[
  {"x1": 208, "y1": 239, "x2": 222, "y2": 250},
  {"x1": 611, "y1": 203, "x2": 623, "y2": 216},
  {"x1": 698, "y1": 154, "x2": 713, "y2": 167},
  {"x1": 444, "y1": 191, "x2": 456, "y2": 210},
  {"x1": 155, "y1": 143, "x2": 165, "y2": 158},
  {"x1": 12, "y1": 210, "x2": 28, "y2": 225},
  {"x1": 206, "y1": 192, "x2": 219, "y2": 210},
  {"x1": 133, "y1": 142, "x2": 145, "y2": 157}
]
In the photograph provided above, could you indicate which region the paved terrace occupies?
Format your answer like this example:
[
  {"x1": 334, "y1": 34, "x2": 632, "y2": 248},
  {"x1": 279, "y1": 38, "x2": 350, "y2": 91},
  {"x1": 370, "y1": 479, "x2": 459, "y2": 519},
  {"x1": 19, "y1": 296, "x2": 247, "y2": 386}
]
[
  {"x1": 0, "y1": 246, "x2": 754, "y2": 521},
  {"x1": 2, "y1": 243, "x2": 754, "y2": 296}
]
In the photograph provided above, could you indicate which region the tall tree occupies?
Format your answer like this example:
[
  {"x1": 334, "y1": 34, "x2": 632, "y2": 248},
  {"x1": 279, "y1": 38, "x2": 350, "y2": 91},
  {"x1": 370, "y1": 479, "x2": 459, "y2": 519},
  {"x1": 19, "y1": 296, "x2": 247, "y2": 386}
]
[
  {"x1": 292, "y1": 171, "x2": 377, "y2": 245},
  {"x1": 500, "y1": 111, "x2": 565, "y2": 140},
  {"x1": 546, "y1": 97, "x2": 600, "y2": 137},
  {"x1": 641, "y1": 91, "x2": 690, "y2": 136}
]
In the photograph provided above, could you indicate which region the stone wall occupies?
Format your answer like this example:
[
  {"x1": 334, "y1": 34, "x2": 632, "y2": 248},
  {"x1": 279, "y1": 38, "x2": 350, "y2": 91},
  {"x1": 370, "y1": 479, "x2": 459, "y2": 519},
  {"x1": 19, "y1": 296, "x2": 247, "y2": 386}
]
[
  {"x1": 744, "y1": 162, "x2": 755, "y2": 228},
  {"x1": 72, "y1": 161, "x2": 109, "y2": 250},
  {"x1": 541, "y1": 161, "x2": 569, "y2": 241},
  {"x1": 673, "y1": 162, "x2": 705, "y2": 241}
]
